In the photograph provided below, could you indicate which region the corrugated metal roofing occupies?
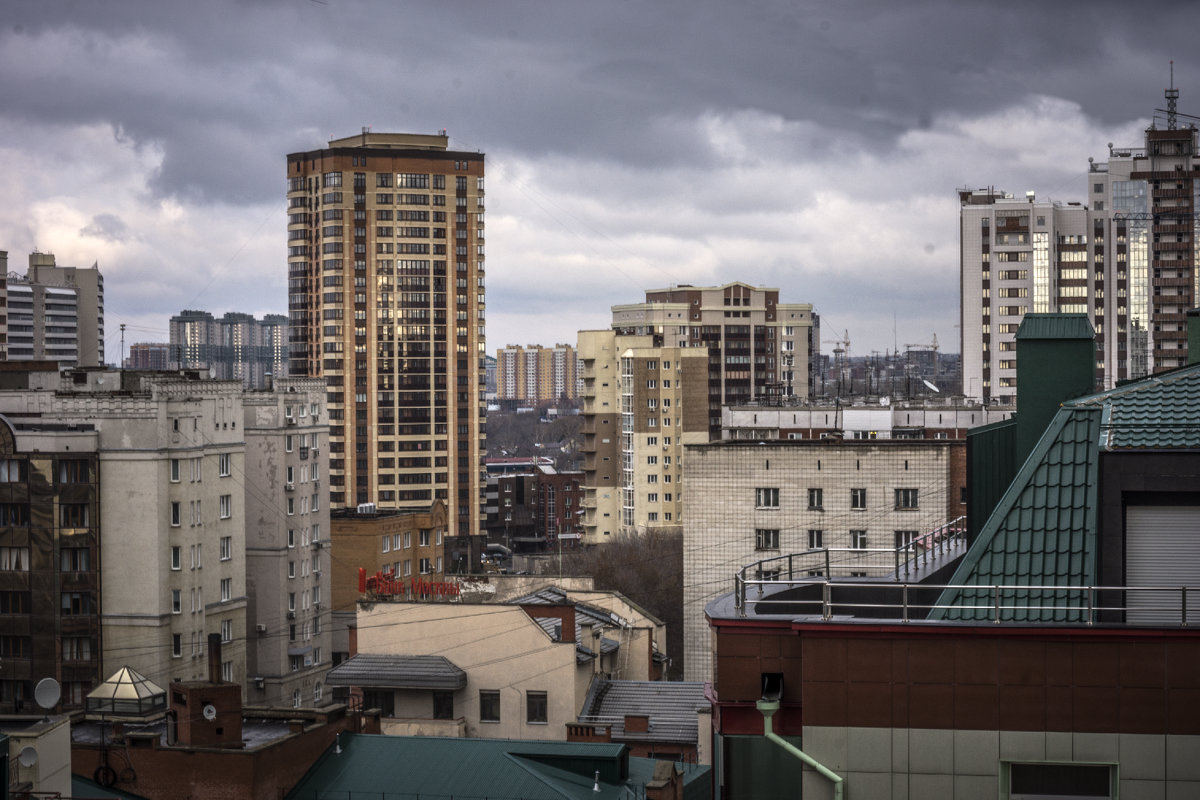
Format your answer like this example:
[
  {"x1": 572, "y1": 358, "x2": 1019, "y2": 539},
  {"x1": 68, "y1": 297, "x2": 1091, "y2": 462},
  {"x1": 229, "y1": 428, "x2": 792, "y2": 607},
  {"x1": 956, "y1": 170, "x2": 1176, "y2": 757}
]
[
  {"x1": 285, "y1": 733, "x2": 667, "y2": 800},
  {"x1": 934, "y1": 362, "x2": 1200, "y2": 622},
  {"x1": 579, "y1": 679, "x2": 708, "y2": 745},
  {"x1": 323, "y1": 653, "x2": 466, "y2": 690},
  {"x1": 1014, "y1": 313, "x2": 1095, "y2": 340}
]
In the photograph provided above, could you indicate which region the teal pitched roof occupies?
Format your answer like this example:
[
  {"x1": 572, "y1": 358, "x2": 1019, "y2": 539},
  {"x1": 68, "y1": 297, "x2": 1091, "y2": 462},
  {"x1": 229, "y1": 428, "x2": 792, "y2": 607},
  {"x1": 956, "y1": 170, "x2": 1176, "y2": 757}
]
[
  {"x1": 934, "y1": 363, "x2": 1200, "y2": 622},
  {"x1": 285, "y1": 734, "x2": 710, "y2": 800},
  {"x1": 1014, "y1": 313, "x2": 1095, "y2": 341},
  {"x1": 1073, "y1": 365, "x2": 1200, "y2": 449}
]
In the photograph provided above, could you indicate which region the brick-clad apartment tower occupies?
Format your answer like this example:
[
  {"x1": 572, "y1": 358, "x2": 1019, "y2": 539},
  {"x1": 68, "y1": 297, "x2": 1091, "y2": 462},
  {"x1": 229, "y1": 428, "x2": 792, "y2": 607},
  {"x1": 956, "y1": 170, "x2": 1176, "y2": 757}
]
[{"x1": 287, "y1": 132, "x2": 486, "y2": 551}]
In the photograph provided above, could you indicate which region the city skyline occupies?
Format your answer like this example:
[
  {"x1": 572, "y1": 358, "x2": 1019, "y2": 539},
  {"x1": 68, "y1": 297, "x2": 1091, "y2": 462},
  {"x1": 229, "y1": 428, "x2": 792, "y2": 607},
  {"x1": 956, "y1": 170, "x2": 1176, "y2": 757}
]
[{"x1": 0, "y1": 2, "x2": 1197, "y2": 359}]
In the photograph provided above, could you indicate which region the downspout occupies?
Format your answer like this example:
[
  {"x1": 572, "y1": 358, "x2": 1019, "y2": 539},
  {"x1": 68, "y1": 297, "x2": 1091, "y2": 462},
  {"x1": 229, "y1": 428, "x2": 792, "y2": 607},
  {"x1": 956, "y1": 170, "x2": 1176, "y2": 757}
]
[{"x1": 756, "y1": 699, "x2": 844, "y2": 800}]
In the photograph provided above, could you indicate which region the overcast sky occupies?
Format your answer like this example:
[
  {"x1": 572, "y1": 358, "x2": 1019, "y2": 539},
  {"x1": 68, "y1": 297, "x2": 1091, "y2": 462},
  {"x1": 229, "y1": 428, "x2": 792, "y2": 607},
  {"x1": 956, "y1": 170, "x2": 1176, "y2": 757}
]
[{"x1": 0, "y1": 1, "x2": 1195, "y2": 362}]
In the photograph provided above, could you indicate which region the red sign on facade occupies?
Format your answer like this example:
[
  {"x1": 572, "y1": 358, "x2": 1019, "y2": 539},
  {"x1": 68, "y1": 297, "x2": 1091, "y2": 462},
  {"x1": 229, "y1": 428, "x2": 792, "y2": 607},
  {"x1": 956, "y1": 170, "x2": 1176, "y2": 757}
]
[{"x1": 358, "y1": 567, "x2": 461, "y2": 598}]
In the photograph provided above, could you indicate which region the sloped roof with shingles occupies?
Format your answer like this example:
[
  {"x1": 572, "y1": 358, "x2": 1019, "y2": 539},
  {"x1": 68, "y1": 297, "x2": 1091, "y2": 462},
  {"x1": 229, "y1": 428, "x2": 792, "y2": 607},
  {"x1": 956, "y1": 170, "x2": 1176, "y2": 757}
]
[
  {"x1": 323, "y1": 653, "x2": 466, "y2": 690},
  {"x1": 579, "y1": 679, "x2": 708, "y2": 745},
  {"x1": 934, "y1": 362, "x2": 1200, "y2": 622},
  {"x1": 515, "y1": 586, "x2": 626, "y2": 661}
]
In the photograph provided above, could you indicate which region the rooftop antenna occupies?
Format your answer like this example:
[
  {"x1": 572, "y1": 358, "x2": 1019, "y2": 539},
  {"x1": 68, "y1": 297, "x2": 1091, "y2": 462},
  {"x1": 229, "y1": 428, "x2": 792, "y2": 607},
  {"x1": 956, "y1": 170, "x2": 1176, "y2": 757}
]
[{"x1": 1167, "y1": 60, "x2": 1179, "y2": 130}]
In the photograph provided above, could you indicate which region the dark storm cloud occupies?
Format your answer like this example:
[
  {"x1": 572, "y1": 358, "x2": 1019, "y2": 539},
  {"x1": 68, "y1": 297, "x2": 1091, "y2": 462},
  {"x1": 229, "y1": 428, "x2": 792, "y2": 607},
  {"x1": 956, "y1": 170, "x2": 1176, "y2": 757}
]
[{"x1": 2, "y1": 0, "x2": 1199, "y2": 354}]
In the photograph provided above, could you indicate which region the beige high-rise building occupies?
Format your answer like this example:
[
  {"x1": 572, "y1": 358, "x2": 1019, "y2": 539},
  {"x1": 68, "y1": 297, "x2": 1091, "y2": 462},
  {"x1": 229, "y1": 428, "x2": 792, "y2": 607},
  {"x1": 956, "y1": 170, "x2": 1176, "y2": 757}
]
[
  {"x1": 961, "y1": 87, "x2": 1200, "y2": 403},
  {"x1": 286, "y1": 132, "x2": 486, "y2": 543},
  {"x1": 579, "y1": 282, "x2": 818, "y2": 543},
  {"x1": 495, "y1": 343, "x2": 579, "y2": 404},
  {"x1": 6, "y1": 252, "x2": 104, "y2": 367}
]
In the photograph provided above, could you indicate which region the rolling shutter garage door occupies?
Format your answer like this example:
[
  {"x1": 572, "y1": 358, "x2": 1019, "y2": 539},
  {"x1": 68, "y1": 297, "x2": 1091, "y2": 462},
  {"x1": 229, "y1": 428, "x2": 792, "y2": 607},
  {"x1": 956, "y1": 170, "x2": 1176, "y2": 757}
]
[{"x1": 1126, "y1": 506, "x2": 1200, "y2": 625}]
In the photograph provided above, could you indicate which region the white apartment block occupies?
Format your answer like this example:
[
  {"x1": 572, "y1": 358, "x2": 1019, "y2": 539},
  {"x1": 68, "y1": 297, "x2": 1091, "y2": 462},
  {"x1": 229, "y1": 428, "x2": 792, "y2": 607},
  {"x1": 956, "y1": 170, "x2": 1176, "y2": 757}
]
[
  {"x1": 682, "y1": 439, "x2": 964, "y2": 683},
  {"x1": 961, "y1": 89, "x2": 1200, "y2": 403},
  {"x1": 5, "y1": 252, "x2": 105, "y2": 367},
  {"x1": 243, "y1": 378, "x2": 333, "y2": 708},
  {"x1": 723, "y1": 398, "x2": 1013, "y2": 441}
]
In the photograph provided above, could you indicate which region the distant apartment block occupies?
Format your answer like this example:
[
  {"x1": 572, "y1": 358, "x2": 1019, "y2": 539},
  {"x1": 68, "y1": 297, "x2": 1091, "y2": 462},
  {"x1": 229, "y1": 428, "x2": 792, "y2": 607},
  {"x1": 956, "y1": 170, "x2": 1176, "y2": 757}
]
[
  {"x1": 126, "y1": 342, "x2": 171, "y2": 370},
  {"x1": 495, "y1": 343, "x2": 580, "y2": 404},
  {"x1": 169, "y1": 310, "x2": 288, "y2": 388},
  {"x1": 0, "y1": 366, "x2": 333, "y2": 705},
  {"x1": 962, "y1": 87, "x2": 1200, "y2": 403},
  {"x1": 579, "y1": 281, "x2": 818, "y2": 542},
  {"x1": 5, "y1": 251, "x2": 104, "y2": 367}
]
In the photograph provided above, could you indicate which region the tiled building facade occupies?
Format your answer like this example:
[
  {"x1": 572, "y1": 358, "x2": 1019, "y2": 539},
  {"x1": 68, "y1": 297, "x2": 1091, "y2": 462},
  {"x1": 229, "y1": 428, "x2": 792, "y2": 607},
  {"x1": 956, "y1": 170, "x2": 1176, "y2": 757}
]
[{"x1": 682, "y1": 439, "x2": 965, "y2": 682}]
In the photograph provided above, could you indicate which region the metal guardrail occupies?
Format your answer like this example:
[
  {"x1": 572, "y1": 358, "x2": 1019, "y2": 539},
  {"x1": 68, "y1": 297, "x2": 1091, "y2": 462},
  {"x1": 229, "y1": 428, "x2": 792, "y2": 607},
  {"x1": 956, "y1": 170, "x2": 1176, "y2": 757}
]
[{"x1": 733, "y1": 576, "x2": 1195, "y2": 627}]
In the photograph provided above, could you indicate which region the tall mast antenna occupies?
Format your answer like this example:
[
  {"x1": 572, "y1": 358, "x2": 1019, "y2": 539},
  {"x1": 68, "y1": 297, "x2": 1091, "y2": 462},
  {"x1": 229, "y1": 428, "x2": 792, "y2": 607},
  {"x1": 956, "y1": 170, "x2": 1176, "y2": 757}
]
[{"x1": 1167, "y1": 60, "x2": 1179, "y2": 130}]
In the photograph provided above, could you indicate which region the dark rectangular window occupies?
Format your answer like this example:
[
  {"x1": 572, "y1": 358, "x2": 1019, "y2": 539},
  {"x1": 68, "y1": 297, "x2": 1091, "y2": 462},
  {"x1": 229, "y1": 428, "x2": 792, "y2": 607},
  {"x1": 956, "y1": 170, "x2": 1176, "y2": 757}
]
[
  {"x1": 480, "y1": 690, "x2": 500, "y2": 723},
  {"x1": 526, "y1": 690, "x2": 547, "y2": 724},
  {"x1": 58, "y1": 459, "x2": 88, "y2": 483},
  {"x1": 61, "y1": 547, "x2": 90, "y2": 572},
  {"x1": 432, "y1": 690, "x2": 454, "y2": 720},
  {"x1": 755, "y1": 529, "x2": 780, "y2": 551},
  {"x1": 850, "y1": 488, "x2": 867, "y2": 510},
  {"x1": 894, "y1": 488, "x2": 919, "y2": 509},
  {"x1": 60, "y1": 504, "x2": 90, "y2": 527},
  {"x1": 0, "y1": 504, "x2": 30, "y2": 527},
  {"x1": 807, "y1": 488, "x2": 823, "y2": 510}
]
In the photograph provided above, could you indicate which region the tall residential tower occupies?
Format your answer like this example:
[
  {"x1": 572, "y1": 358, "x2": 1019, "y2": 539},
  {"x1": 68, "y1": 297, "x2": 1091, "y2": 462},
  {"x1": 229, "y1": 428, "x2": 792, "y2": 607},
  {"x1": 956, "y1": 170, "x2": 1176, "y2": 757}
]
[
  {"x1": 961, "y1": 86, "x2": 1200, "y2": 403},
  {"x1": 287, "y1": 133, "x2": 486, "y2": 544}
]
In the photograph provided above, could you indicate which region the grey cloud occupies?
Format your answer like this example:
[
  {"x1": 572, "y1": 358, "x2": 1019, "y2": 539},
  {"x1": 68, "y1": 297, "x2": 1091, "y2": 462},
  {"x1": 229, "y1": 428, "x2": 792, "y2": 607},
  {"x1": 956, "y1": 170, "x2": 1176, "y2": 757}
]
[{"x1": 79, "y1": 213, "x2": 131, "y2": 243}]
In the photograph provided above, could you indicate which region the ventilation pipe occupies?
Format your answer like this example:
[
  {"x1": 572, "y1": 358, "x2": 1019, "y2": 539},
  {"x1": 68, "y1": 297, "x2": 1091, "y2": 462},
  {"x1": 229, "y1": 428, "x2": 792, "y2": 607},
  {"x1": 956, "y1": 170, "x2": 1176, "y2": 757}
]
[{"x1": 757, "y1": 675, "x2": 843, "y2": 799}]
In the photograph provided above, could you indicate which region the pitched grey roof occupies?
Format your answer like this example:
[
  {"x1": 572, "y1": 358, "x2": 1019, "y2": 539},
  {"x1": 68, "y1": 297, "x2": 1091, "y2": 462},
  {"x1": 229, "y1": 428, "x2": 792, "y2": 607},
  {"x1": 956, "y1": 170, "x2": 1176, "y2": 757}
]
[
  {"x1": 324, "y1": 653, "x2": 466, "y2": 690},
  {"x1": 515, "y1": 586, "x2": 628, "y2": 661},
  {"x1": 579, "y1": 679, "x2": 708, "y2": 745}
]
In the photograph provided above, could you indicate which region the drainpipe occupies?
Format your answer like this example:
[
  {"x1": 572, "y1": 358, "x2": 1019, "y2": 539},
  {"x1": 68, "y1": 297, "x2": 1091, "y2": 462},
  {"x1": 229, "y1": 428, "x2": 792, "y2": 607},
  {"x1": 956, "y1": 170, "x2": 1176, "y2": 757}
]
[{"x1": 755, "y1": 699, "x2": 844, "y2": 800}]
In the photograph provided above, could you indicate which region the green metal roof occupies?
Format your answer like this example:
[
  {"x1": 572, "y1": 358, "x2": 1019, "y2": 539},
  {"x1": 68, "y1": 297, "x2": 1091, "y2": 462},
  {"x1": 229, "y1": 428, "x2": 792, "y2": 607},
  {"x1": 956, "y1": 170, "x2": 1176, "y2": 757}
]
[
  {"x1": 935, "y1": 362, "x2": 1200, "y2": 622},
  {"x1": 1014, "y1": 313, "x2": 1095, "y2": 341},
  {"x1": 934, "y1": 406, "x2": 1101, "y2": 621},
  {"x1": 285, "y1": 733, "x2": 710, "y2": 800},
  {"x1": 1072, "y1": 364, "x2": 1200, "y2": 449}
]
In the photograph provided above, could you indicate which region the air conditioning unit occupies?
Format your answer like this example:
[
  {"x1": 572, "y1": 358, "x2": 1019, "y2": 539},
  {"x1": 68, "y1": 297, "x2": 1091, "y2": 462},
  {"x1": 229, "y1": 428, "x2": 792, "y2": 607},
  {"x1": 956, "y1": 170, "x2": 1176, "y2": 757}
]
[
  {"x1": 313, "y1": 540, "x2": 325, "y2": 549},
  {"x1": 286, "y1": 416, "x2": 297, "y2": 426},
  {"x1": 311, "y1": 447, "x2": 320, "y2": 456},
  {"x1": 285, "y1": 482, "x2": 295, "y2": 492},
  {"x1": 313, "y1": 568, "x2": 322, "y2": 576},
  {"x1": 255, "y1": 624, "x2": 267, "y2": 633},
  {"x1": 313, "y1": 601, "x2": 321, "y2": 609},
  {"x1": 287, "y1": 611, "x2": 296, "y2": 619}
]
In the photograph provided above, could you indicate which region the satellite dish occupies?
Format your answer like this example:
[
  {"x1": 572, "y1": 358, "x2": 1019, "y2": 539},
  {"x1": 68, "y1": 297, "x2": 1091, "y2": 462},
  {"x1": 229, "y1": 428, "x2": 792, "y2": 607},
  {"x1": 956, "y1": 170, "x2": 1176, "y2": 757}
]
[
  {"x1": 202, "y1": 703, "x2": 217, "y2": 721},
  {"x1": 34, "y1": 678, "x2": 60, "y2": 711},
  {"x1": 922, "y1": 380, "x2": 940, "y2": 393},
  {"x1": 17, "y1": 747, "x2": 37, "y2": 768}
]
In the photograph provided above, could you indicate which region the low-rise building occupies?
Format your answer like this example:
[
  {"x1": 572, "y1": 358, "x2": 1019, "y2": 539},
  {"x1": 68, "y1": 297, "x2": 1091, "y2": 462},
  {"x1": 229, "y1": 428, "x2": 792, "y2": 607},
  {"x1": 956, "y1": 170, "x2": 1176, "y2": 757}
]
[
  {"x1": 722, "y1": 398, "x2": 1012, "y2": 441},
  {"x1": 682, "y1": 438, "x2": 965, "y2": 682},
  {"x1": 326, "y1": 586, "x2": 667, "y2": 740}
]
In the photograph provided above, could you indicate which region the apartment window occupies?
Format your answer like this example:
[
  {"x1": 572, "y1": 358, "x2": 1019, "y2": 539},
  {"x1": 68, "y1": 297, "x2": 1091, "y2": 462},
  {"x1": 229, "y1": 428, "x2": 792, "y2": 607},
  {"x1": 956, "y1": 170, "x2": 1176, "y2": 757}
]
[
  {"x1": 288, "y1": 592, "x2": 296, "y2": 611},
  {"x1": 895, "y1": 488, "x2": 919, "y2": 509},
  {"x1": 221, "y1": 619, "x2": 233, "y2": 643},
  {"x1": 419, "y1": 529, "x2": 430, "y2": 546},
  {"x1": 61, "y1": 547, "x2": 90, "y2": 572},
  {"x1": 62, "y1": 592, "x2": 92, "y2": 616},
  {"x1": 755, "y1": 487, "x2": 779, "y2": 508},
  {"x1": 0, "y1": 547, "x2": 29, "y2": 571},
  {"x1": 526, "y1": 691, "x2": 548, "y2": 724},
  {"x1": 221, "y1": 578, "x2": 232, "y2": 602},
  {"x1": 808, "y1": 529, "x2": 824, "y2": 549},
  {"x1": 170, "y1": 458, "x2": 180, "y2": 482},
  {"x1": 851, "y1": 530, "x2": 868, "y2": 549},
  {"x1": 222, "y1": 661, "x2": 233, "y2": 682},
  {"x1": 850, "y1": 488, "x2": 867, "y2": 510},
  {"x1": 895, "y1": 530, "x2": 919, "y2": 549},
  {"x1": 219, "y1": 453, "x2": 231, "y2": 477},
  {"x1": 171, "y1": 590, "x2": 182, "y2": 614},
  {"x1": 382, "y1": 536, "x2": 391, "y2": 553},
  {"x1": 287, "y1": 498, "x2": 295, "y2": 515},
  {"x1": 288, "y1": 561, "x2": 296, "y2": 578},
  {"x1": 0, "y1": 460, "x2": 26, "y2": 483},
  {"x1": 807, "y1": 488, "x2": 823, "y2": 510},
  {"x1": 404, "y1": 560, "x2": 412, "y2": 577},
  {"x1": 220, "y1": 494, "x2": 232, "y2": 519},
  {"x1": 403, "y1": 531, "x2": 411, "y2": 549},
  {"x1": 63, "y1": 636, "x2": 91, "y2": 661},
  {"x1": 755, "y1": 529, "x2": 780, "y2": 551},
  {"x1": 480, "y1": 690, "x2": 500, "y2": 722},
  {"x1": 288, "y1": 529, "x2": 295, "y2": 548},
  {"x1": 285, "y1": 435, "x2": 293, "y2": 452},
  {"x1": 220, "y1": 536, "x2": 231, "y2": 560},
  {"x1": 419, "y1": 558, "x2": 431, "y2": 575},
  {"x1": 171, "y1": 502, "x2": 181, "y2": 526},
  {"x1": 171, "y1": 546, "x2": 182, "y2": 570},
  {"x1": 172, "y1": 634, "x2": 182, "y2": 658},
  {"x1": 433, "y1": 690, "x2": 454, "y2": 720}
]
